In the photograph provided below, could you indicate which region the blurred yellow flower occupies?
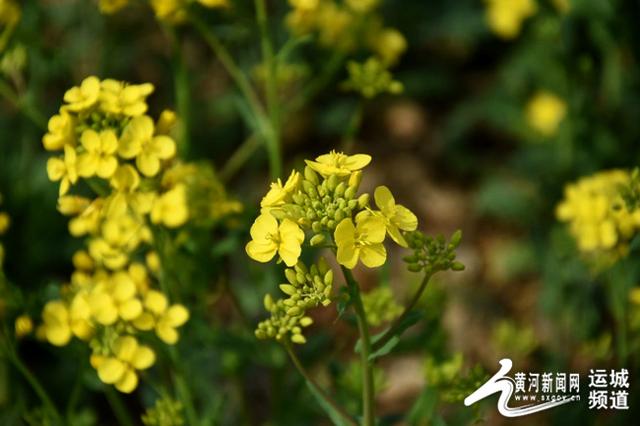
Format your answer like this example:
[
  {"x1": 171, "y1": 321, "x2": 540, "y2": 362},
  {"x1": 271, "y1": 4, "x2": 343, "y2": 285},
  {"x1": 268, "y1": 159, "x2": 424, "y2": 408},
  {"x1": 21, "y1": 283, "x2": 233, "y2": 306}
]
[
  {"x1": 99, "y1": 0, "x2": 129, "y2": 14},
  {"x1": 246, "y1": 213, "x2": 305, "y2": 266},
  {"x1": 485, "y1": 0, "x2": 537, "y2": 40},
  {"x1": 91, "y1": 336, "x2": 155, "y2": 393},
  {"x1": 556, "y1": 170, "x2": 640, "y2": 253},
  {"x1": 46, "y1": 145, "x2": 79, "y2": 196},
  {"x1": 150, "y1": 184, "x2": 189, "y2": 228},
  {"x1": 305, "y1": 150, "x2": 371, "y2": 177},
  {"x1": 63, "y1": 76, "x2": 101, "y2": 112},
  {"x1": 14, "y1": 315, "x2": 33, "y2": 338},
  {"x1": 41, "y1": 301, "x2": 72, "y2": 346},
  {"x1": 526, "y1": 91, "x2": 567, "y2": 136},
  {"x1": 369, "y1": 28, "x2": 407, "y2": 66},
  {"x1": 119, "y1": 115, "x2": 177, "y2": 177},
  {"x1": 0, "y1": 211, "x2": 9, "y2": 234},
  {"x1": 197, "y1": 0, "x2": 229, "y2": 7},
  {"x1": 335, "y1": 215, "x2": 386, "y2": 268},
  {"x1": 100, "y1": 79, "x2": 154, "y2": 117},
  {"x1": 77, "y1": 129, "x2": 119, "y2": 179},
  {"x1": 42, "y1": 111, "x2": 75, "y2": 151}
]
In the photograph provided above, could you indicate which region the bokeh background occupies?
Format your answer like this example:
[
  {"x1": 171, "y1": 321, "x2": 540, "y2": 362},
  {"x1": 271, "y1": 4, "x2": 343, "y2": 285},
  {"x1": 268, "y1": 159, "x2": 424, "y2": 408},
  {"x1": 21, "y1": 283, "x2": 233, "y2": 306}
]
[{"x1": 1, "y1": 0, "x2": 640, "y2": 425}]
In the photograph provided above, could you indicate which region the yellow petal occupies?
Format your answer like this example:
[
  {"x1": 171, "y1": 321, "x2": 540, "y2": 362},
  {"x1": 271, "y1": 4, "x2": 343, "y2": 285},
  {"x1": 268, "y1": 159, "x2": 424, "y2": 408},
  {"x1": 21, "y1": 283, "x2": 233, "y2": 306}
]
[
  {"x1": 113, "y1": 336, "x2": 139, "y2": 362},
  {"x1": 96, "y1": 156, "x2": 118, "y2": 178},
  {"x1": 360, "y1": 243, "x2": 387, "y2": 268},
  {"x1": 246, "y1": 240, "x2": 277, "y2": 263},
  {"x1": 151, "y1": 135, "x2": 176, "y2": 159},
  {"x1": 250, "y1": 213, "x2": 278, "y2": 240},
  {"x1": 334, "y1": 218, "x2": 356, "y2": 246},
  {"x1": 166, "y1": 304, "x2": 189, "y2": 327},
  {"x1": 97, "y1": 358, "x2": 126, "y2": 384},
  {"x1": 81, "y1": 129, "x2": 100, "y2": 152},
  {"x1": 374, "y1": 186, "x2": 396, "y2": 216},
  {"x1": 115, "y1": 369, "x2": 138, "y2": 393},
  {"x1": 144, "y1": 290, "x2": 168, "y2": 314},
  {"x1": 357, "y1": 216, "x2": 386, "y2": 243},
  {"x1": 137, "y1": 153, "x2": 160, "y2": 177},
  {"x1": 156, "y1": 322, "x2": 179, "y2": 344},
  {"x1": 132, "y1": 346, "x2": 156, "y2": 370},
  {"x1": 343, "y1": 153, "x2": 371, "y2": 171},
  {"x1": 337, "y1": 243, "x2": 359, "y2": 269},
  {"x1": 119, "y1": 299, "x2": 143, "y2": 320},
  {"x1": 393, "y1": 205, "x2": 418, "y2": 231}
]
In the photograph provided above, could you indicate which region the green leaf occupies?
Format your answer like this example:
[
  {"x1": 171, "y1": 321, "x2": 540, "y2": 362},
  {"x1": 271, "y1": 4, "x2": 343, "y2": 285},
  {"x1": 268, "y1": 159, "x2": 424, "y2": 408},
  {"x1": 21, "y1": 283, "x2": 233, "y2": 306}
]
[
  {"x1": 355, "y1": 310, "x2": 424, "y2": 359},
  {"x1": 406, "y1": 387, "x2": 439, "y2": 426}
]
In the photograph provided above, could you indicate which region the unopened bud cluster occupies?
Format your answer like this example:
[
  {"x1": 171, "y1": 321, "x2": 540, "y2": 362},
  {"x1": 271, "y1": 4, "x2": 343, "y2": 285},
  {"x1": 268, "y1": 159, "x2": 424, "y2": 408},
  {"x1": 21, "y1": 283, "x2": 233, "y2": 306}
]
[{"x1": 403, "y1": 230, "x2": 464, "y2": 274}]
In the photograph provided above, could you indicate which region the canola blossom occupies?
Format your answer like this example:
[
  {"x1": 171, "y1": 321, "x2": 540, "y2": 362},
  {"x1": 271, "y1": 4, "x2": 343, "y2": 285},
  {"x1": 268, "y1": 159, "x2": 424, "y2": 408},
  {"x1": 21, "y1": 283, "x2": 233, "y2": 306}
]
[
  {"x1": 37, "y1": 76, "x2": 238, "y2": 393},
  {"x1": 246, "y1": 151, "x2": 419, "y2": 344},
  {"x1": 556, "y1": 170, "x2": 640, "y2": 256}
]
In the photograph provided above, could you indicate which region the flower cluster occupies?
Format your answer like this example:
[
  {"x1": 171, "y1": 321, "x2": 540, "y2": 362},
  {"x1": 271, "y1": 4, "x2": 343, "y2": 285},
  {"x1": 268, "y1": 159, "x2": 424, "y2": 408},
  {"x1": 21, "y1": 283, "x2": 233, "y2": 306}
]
[
  {"x1": 286, "y1": 0, "x2": 406, "y2": 66},
  {"x1": 39, "y1": 76, "x2": 195, "y2": 393},
  {"x1": 343, "y1": 57, "x2": 403, "y2": 99},
  {"x1": 361, "y1": 286, "x2": 402, "y2": 327},
  {"x1": 99, "y1": 0, "x2": 228, "y2": 22},
  {"x1": 525, "y1": 91, "x2": 567, "y2": 137},
  {"x1": 556, "y1": 170, "x2": 640, "y2": 255},
  {"x1": 0, "y1": 192, "x2": 8, "y2": 266},
  {"x1": 484, "y1": 0, "x2": 537, "y2": 40},
  {"x1": 247, "y1": 151, "x2": 419, "y2": 343},
  {"x1": 142, "y1": 395, "x2": 185, "y2": 426},
  {"x1": 403, "y1": 230, "x2": 464, "y2": 274}
]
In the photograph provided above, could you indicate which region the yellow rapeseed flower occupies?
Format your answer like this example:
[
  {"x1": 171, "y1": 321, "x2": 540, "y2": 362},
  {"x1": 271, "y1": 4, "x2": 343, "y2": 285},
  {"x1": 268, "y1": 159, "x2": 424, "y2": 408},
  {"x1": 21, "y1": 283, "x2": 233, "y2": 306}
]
[
  {"x1": 77, "y1": 129, "x2": 119, "y2": 179},
  {"x1": 150, "y1": 184, "x2": 189, "y2": 228},
  {"x1": 91, "y1": 336, "x2": 155, "y2": 393},
  {"x1": 369, "y1": 28, "x2": 407, "y2": 66},
  {"x1": 335, "y1": 215, "x2": 386, "y2": 268},
  {"x1": 46, "y1": 145, "x2": 79, "y2": 196},
  {"x1": 556, "y1": 170, "x2": 640, "y2": 253},
  {"x1": 42, "y1": 111, "x2": 75, "y2": 151},
  {"x1": 119, "y1": 115, "x2": 177, "y2": 177},
  {"x1": 246, "y1": 213, "x2": 305, "y2": 266},
  {"x1": 485, "y1": 0, "x2": 537, "y2": 40},
  {"x1": 100, "y1": 79, "x2": 154, "y2": 117},
  {"x1": 261, "y1": 170, "x2": 301, "y2": 210},
  {"x1": 526, "y1": 91, "x2": 567, "y2": 136},
  {"x1": 14, "y1": 314, "x2": 33, "y2": 338},
  {"x1": 365, "y1": 185, "x2": 418, "y2": 247},
  {"x1": 63, "y1": 76, "x2": 101, "y2": 112},
  {"x1": 305, "y1": 150, "x2": 371, "y2": 177}
]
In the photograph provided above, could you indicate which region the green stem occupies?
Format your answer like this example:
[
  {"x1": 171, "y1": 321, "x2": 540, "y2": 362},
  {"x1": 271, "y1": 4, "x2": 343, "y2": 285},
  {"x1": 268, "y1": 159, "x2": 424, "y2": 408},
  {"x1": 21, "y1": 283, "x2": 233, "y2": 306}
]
[
  {"x1": 5, "y1": 345, "x2": 63, "y2": 425},
  {"x1": 104, "y1": 387, "x2": 135, "y2": 426},
  {"x1": 340, "y1": 267, "x2": 375, "y2": 426},
  {"x1": 284, "y1": 341, "x2": 357, "y2": 426},
  {"x1": 169, "y1": 347, "x2": 200, "y2": 426},
  {"x1": 164, "y1": 24, "x2": 191, "y2": 154},
  {"x1": 255, "y1": 0, "x2": 282, "y2": 180},
  {"x1": 0, "y1": 78, "x2": 47, "y2": 130},
  {"x1": 372, "y1": 272, "x2": 432, "y2": 352},
  {"x1": 341, "y1": 101, "x2": 364, "y2": 153},
  {"x1": 219, "y1": 135, "x2": 261, "y2": 182},
  {"x1": 189, "y1": 11, "x2": 281, "y2": 179}
]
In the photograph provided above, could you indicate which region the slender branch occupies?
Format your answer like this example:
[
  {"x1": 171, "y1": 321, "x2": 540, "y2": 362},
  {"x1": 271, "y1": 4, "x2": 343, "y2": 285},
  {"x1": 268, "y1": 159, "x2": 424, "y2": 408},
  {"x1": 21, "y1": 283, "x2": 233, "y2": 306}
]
[
  {"x1": 219, "y1": 134, "x2": 261, "y2": 182},
  {"x1": 372, "y1": 272, "x2": 432, "y2": 352},
  {"x1": 0, "y1": 78, "x2": 47, "y2": 130},
  {"x1": 188, "y1": 12, "x2": 265, "y2": 120},
  {"x1": 340, "y1": 266, "x2": 375, "y2": 426},
  {"x1": 164, "y1": 24, "x2": 192, "y2": 153},
  {"x1": 255, "y1": 0, "x2": 282, "y2": 177},
  {"x1": 0, "y1": 323, "x2": 63, "y2": 426},
  {"x1": 284, "y1": 341, "x2": 357, "y2": 426},
  {"x1": 104, "y1": 387, "x2": 135, "y2": 426}
]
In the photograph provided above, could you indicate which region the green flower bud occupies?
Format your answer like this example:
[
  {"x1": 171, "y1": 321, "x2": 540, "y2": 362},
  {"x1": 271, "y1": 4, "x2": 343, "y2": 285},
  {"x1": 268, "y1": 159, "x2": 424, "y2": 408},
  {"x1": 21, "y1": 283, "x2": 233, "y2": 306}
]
[
  {"x1": 349, "y1": 171, "x2": 362, "y2": 188},
  {"x1": 312, "y1": 221, "x2": 323, "y2": 233},
  {"x1": 408, "y1": 263, "x2": 422, "y2": 272},
  {"x1": 324, "y1": 270, "x2": 333, "y2": 286},
  {"x1": 451, "y1": 261, "x2": 465, "y2": 271},
  {"x1": 264, "y1": 294, "x2": 274, "y2": 311},
  {"x1": 304, "y1": 166, "x2": 319, "y2": 185},
  {"x1": 280, "y1": 284, "x2": 297, "y2": 296},
  {"x1": 310, "y1": 234, "x2": 326, "y2": 246},
  {"x1": 291, "y1": 334, "x2": 306, "y2": 344},
  {"x1": 344, "y1": 186, "x2": 357, "y2": 200},
  {"x1": 300, "y1": 317, "x2": 313, "y2": 327},
  {"x1": 334, "y1": 182, "x2": 346, "y2": 197},
  {"x1": 357, "y1": 193, "x2": 370, "y2": 209},
  {"x1": 327, "y1": 174, "x2": 339, "y2": 191},
  {"x1": 287, "y1": 306, "x2": 302, "y2": 316}
]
